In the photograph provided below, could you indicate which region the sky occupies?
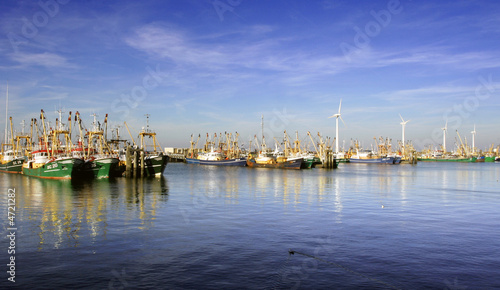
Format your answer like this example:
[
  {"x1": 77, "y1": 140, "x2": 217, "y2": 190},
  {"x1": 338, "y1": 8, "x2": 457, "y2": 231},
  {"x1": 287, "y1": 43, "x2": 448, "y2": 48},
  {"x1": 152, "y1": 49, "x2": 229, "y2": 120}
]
[{"x1": 1, "y1": 0, "x2": 499, "y2": 151}]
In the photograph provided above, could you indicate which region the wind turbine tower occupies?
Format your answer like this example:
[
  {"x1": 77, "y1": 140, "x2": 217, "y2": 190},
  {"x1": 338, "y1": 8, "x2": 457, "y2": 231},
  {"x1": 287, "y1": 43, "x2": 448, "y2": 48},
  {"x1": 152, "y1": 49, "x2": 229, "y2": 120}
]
[
  {"x1": 328, "y1": 99, "x2": 345, "y2": 154},
  {"x1": 471, "y1": 125, "x2": 476, "y2": 154},
  {"x1": 442, "y1": 121, "x2": 447, "y2": 153},
  {"x1": 399, "y1": 114, "x2": 410, "y2": 154}
]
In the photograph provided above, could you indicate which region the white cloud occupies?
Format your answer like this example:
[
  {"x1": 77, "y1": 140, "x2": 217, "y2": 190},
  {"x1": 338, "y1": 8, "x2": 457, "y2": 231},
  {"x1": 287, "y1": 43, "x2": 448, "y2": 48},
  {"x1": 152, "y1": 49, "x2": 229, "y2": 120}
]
[{"x1": 9, "y1": 52, "x2": 75, "y2": 68}]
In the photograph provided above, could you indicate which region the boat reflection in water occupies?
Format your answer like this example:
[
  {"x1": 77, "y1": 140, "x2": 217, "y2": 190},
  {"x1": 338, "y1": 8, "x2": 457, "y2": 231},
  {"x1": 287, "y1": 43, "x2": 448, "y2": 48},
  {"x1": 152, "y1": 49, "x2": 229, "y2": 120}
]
[{"x1": 15, "y1": 174, "x2": 169, "y2": 249}]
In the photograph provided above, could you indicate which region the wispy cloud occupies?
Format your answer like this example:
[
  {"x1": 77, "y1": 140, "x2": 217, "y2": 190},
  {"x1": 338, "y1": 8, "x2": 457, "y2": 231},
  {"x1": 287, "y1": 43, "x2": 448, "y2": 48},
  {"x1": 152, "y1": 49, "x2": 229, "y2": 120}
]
[{"x1": 9, "y1": 52, "x2": 75, "y2": 68}]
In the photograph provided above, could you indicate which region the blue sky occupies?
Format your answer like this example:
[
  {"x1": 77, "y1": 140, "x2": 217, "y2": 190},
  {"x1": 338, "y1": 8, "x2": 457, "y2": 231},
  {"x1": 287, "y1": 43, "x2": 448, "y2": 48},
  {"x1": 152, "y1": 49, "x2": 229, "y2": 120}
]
[{"x1": 1, "y1": 0, "x2": 499, "y2": 151}]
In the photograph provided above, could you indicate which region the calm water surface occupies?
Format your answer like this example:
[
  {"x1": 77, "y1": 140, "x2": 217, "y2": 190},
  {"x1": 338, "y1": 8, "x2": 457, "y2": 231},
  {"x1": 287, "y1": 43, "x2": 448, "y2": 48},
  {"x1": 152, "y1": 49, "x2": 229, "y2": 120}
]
[{"x1": 1, "y1": 162, "x2": 500, "y2": 289}]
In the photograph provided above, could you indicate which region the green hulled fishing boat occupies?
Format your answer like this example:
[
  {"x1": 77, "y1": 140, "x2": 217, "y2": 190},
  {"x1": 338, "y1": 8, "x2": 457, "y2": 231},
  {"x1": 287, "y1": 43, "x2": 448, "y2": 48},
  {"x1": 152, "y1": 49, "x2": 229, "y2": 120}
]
[
  {"x1": 82, "y1": 156, "x2": 120, "y2": 179},
  {"x1": 23, "y1": 151, "x2": 84, "y2": 179},
  {"x1": 1, "y1": 102, "x2": 29, "y2": 173},
  {"x1": 22, "y1": 109, "x2": 84, "y2": 179},
  {"x1": 485, "y1": 156, "x2": 496, "y2": 162},
  {"x1": 0, "y1": 150, "x2": 25, "y2": 173},
  {"x1": 418, "y1": 157, "x2": 477, "y2": 162},
  {"x1": 143, "y1": 153, "x2": 168, "y2": 177},
  {"x1": 137, "y1": 115, "x2": 168, "y2": 177},
  {"x1": 75, "y1": 112, "x2": 122, "y2": 179}
]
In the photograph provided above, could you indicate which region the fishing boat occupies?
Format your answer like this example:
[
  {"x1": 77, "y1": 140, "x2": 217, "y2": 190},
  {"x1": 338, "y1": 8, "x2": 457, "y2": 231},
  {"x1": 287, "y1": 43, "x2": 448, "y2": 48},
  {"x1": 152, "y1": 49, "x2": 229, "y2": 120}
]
[
  {"x1": 334, "y1": 152, "x2": 350, "y2": 163},
  {"x1": 0, "y1": 150, "x2": 25, "y2": 173},
  {"x1": 185, "y1": 157, "x2": 200, "y2": 164},
  {"x1": 475, "y1": 156, "x2": 485, "y2": 162},
  {"x1": 0, "y1": 118, "x2": 28, "y2": 173},
  {"x1": 246, "y1": 126, "x2": 302, "y2": 169},
  {"x1": 285, "y1": 131, "x2": 316, "y2": 169},
  {"x1": 420, "y1": 130, "x2": 478, "y2": 162},
  {"x1": 418, "y1": 156, "x2": 477, "y2": 162},
  {"x1": 349, "y1": 138, "x2": 401, "y2": 164},
  {"x1": 350, "y1": 150, "x2": 400, "y2": 164},
  {"x1": 198, "y1": 149, "x2": 247, "y2": 166},
  {"x1": 0, "y1": 85, "x2": 26, "y2": 173},
  {"x1": 75, "y1": 113, "x2": 120, "y2": 179},
  {"x1": 246, "y1": 151, "x2": 302, "y2": 169},
  {"x1": 137, "y1": 114, "x2": 168, "y2": 177},
  {"x1": 23, "y1": 148, "x2": 85, "y2": 179},
  {"x1": 106, "y1": 125, "x2": 130, "y2": 176},
  {"x1": 484, "y1": 155, "x2": 496, "y2": 162},
  {"x1": 186, "y1": 132, "x2": 247, "y2": 166},
  {"x1": 22, "y1": 110, "x2": 84, "y2": 179},
  {"x1": 418, "y1": 149, "x2": 477, "y2": 162}
]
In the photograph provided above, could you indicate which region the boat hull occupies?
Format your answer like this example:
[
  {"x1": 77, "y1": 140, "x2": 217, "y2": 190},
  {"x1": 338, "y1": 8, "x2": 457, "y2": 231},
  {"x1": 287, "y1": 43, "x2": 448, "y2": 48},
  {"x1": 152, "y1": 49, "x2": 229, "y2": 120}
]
[
  {"x1": 418, "y1": 157, "x2": 477, "y2": 162},
  {"x1": 246, "y1": 158, "x2": 302, "y2": 169},
  {"x1": 85, "y1": 157, "x2": 120, "y2": 179},
  {"x1": 0, "y1": 157, "x2": 25, "y2": 173},
  {"x1": 22, "y1": 158, "x2": 84, "y2": 179},
  {"x1": 485, "y1": 156, "x2": 496, "y2": 162},
  {"x1": 198, "y1": 158, "x2": 247, "y2": 166},
  {"x1": 143, "y1": 154, "x2": 169, "y2": 177},
  {"x1": 350, "y1": 156, "x2": 401, "y2": 164},
  {"x1": 185, "y1": 158, "x2": 200, "y2": 164},
  {"x1": 301, "y1": 159, "x2": 314, "y2": 169}
]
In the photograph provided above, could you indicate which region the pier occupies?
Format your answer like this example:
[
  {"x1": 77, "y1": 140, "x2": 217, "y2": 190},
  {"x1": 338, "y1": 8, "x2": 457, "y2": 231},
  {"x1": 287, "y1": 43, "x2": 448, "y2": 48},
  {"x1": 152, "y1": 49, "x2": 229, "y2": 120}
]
[
  {"x1": 125, "y1": 146, "x2": 145, "y2": 178},
  {"x1": 320, "y1": 151, "x2": 338, "y2": 169}
]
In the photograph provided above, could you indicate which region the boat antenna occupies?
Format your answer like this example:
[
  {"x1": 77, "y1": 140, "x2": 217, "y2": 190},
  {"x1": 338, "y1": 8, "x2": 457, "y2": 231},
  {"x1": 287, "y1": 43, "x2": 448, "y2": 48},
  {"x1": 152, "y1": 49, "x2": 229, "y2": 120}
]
[
  {"x1": 20, "y1": 120, "x2": 25, "y2": 135},
  {"x1": 57, "y1": 108, "x2": 64, "y2": 131},
  {"x1": 91, "y1": 113, "x2": 98, "y2": 132},
  {"x1": 145, "y1": 114, "x2": 150, "y2": 132},
  {"x1": 261, "y1": 114, "x2": 266, "y2": 149}
]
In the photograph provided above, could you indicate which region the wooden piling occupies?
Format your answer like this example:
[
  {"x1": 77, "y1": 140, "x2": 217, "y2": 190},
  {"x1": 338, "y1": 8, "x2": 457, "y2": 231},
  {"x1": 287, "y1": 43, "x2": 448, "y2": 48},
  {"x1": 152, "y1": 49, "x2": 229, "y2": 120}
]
[
  {"x1": 125, "y1": 146, "x2": 132, "y2": 178},
  {"x1": 140, "y1": 150, "x2": 145, "y2": 177},
  {"x1": 322, "y1": 151, "x2": 338, "y2": 169},
  {"x1": 133, "y1": 150, "x2": 138, "y2": 178}
]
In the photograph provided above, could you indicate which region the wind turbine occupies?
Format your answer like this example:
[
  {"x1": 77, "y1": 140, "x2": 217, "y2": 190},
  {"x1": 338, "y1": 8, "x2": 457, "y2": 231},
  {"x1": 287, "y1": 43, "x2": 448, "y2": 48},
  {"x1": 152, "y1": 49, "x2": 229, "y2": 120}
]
[
  {"x1": 442, "y1": 121, "x2": 447, "y2": 153},
  {"x1": 328, "y1": 99, "x2": 345, "y2": 154},
  {"x1": 399, "y1": 114, "x2": 410, "y2": 154},
  {"x1": 471, "y1": 125, "x2": 476, "y2": 154}
]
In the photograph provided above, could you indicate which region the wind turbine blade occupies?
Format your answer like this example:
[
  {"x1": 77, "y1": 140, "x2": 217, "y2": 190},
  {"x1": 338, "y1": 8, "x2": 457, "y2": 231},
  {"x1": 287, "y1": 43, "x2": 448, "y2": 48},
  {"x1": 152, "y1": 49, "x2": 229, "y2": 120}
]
[
  {"x1": 338, "y1": 99, "x2": 342, "y2": 114},
  {"x1": 399, "y1": 114, "x2": 404, "y2": 122},
  {"x1": 340, "y1": 116, "x2": 346, "y2": 126},
  {"x1": 445, "y1": 120, "x2": 448, "y2": 130},
  {"x1": 328, "y1": 114, "x2": 336, "y2": 119}
]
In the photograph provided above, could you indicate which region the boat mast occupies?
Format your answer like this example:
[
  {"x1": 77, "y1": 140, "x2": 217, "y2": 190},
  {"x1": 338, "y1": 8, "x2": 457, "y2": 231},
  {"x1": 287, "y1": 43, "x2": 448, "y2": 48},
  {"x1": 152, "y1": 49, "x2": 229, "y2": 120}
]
[
  {"x1": 261, "y1": 114, "x2": 266, "y2": 150},
  {"x1": 40, "y1": 110, "x2": 51, "y2": 158},
  {"x1": 4, "y1": 81, "x2": 8, "y2": 147}
]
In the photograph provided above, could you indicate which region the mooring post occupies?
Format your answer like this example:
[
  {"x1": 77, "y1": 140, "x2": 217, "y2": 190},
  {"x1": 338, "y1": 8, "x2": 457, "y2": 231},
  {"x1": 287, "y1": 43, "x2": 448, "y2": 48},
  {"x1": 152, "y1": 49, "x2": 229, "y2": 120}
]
[
  {"x1": 133, "y1": 150, "x2": 138, "y2": 178},
  {"x1": 125, "y1": 146, "x2": 132, "y2": 178},
  {"x1": 140, "y1": 150, "x2": 145, "y2": 178}
]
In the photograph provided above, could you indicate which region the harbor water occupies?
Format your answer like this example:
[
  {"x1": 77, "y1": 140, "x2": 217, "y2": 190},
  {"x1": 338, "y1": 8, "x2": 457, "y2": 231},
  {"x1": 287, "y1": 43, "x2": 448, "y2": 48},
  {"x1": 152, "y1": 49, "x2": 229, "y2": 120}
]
[{"x1": 1, "y1": 162, "x2": 500, "y2": 289}]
